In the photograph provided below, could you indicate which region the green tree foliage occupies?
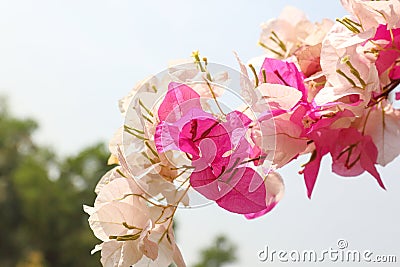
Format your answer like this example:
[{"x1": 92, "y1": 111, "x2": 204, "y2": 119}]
[
  {"x1": 193, "y1": 235, "x2": 237, "y2": 267},
  {"x1": 0, "y1": 99, "x2": 112, "y2": 266}
]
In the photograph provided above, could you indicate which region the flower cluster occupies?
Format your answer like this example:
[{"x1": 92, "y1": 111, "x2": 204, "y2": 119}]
[
  {"x1": 86, "y1": 1, "x2": 400, "y2": 266},
  {"x1": 253, "y1": 0, "x2": 400, "y2": 197}
]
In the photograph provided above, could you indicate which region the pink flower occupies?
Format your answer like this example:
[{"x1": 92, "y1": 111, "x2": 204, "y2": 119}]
[
  {"x1": 259, "y1": 58, "x2": 307, "y2": 101},
  {"x1": 155, "y1": 82, "x2": 282, "y2": 217},
  {"x1": 302, "y1": 112, "x2": 385, "y2": 198},
  {"x1": 370, "y1": 24, "x2": 400, "y2": 79},
  {"x1": 255, "y1": 57, "x2": 385, "y2": 198},
  {"x1": 331, "y1": 128, "x2": 384, "y2": 187}
]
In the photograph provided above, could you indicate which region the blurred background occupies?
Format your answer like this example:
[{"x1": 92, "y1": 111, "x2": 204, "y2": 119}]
[{"x1": 1, "y1": 1, "x2": 399, "y2": 266}]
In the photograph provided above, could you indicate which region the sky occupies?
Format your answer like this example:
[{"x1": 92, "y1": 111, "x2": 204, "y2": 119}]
[{"x1": 1, "y1": 1, "x2": 399, "y2": 266}]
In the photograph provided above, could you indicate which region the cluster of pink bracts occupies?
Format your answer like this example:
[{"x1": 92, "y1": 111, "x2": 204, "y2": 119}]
[{"x1": 85, "y1": 1, "x2": 400, "y2": 266}]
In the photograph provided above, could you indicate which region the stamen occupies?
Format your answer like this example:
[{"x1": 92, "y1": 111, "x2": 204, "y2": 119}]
[
  {"x1": 122, "y1": 222, "x2": 142, "y2": 230},
  {"x1": 109, "y1": 233, "x2": 141, "y2": 241},
  {"x1": 139, "y1": 99, "x2": 154, "y2": 117},
  {"x1": 270, "y1": 31, "x2": 287, "y2": 52},
  {"x1": 145, "y1": 141, "x2": 159, "y2": 158},
  {"x1": 342, "y1": 56, "x2": 367, "y2": 88},
  {"x1": 203, "y1": 57, "x2": 208, "y2": 66},
  {"x1": 192, "y1": 50, "x2": 206, "y2": 72},
  {"x1": 336, "y1": 18, "x2": 361, "y2": 33},
  {"x1": 142, "y1": 151, "x2": 156, "y2": 164},
  {"x1": 124, "y1": 124, "x2": 145, "y2": 135},
  {"x1": 116, "y1": 169, "x2": 127, "y2": 178},
  {"x1": 258, "y1": 41, "x2": 284, "y2": 58},
  {"x1": 273, "y1": 70, "x2": 290, "y2": 86},
  {"x1": 262, "y1": 69, "x2": 267, "y2": 83},
  {"x1": 248, "y1": 64, "x2": 259, "y2": 87},
  {"x1": 336, "y1": 69, "x2": 357, "y2": 87},
  {"x1": 124, "y1": 125, "x2": 149, "y2": 140},
  {"x1": 142, "y1": 114, "x2": 153, "y2": 124}
]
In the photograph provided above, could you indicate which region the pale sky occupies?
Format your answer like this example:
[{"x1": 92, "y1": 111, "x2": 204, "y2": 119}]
[{"x1": 1, "y1": 1, "x2": 399, "y2": 266}]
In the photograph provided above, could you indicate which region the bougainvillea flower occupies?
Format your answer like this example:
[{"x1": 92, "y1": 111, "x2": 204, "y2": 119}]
[
  {"x1": 155, "y1": 82, "x2": 281, "y2": 216},
  {"x1": 158, "y1": 82, "x2": 203, "y2": 123},
  {"x1": 189, "y1": 137, "x2": 273, "y2": 214},
  {"x1": 330, "y1": 128, "x2": 385, "y2": 188},
  {"x1": 259, "y1": 57, "x2": 307, "y2": 101},
  {"x1": 86, "y1": 176, "x2": 185, "y2": 267},
  {"x1": 340, "y1": 0, "x2": 400, "y2": 30},
  {"x1": 301, "y1": 110, "x2": 385, "y2": 197},
  {"x1": 370, "y1": 24, "x2": 400, "y2": 79},
  {"x1": 258, "y1": 6, "x2": 333, "y2": 59},
  {"x1": 252, "y1": 57, "x2": 310, "y2": 167}
]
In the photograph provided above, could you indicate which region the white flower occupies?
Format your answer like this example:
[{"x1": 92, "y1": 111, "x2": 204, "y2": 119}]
[
  {"x1": 259, "y1": 6, "x2": 334, "y2": 59},
  {"x1": 86, "y1": 176, "x2": 186, "y2": 267},
  {"x1": 340, "y1": 0, "x2": 400, "y2": 30}
]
